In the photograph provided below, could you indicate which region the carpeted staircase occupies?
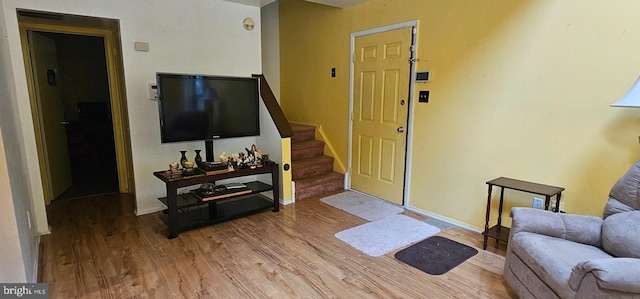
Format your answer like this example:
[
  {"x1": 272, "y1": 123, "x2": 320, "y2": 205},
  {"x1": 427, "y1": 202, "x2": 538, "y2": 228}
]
[{"x1": 291, "y1": 124, "x2": 344, "y2": 200}]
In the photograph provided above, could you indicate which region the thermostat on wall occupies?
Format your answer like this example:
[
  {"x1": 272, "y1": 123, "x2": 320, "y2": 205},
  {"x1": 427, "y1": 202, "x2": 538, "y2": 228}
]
[
  {"x1": 416, "y1": 71, "x2": 430, "y2": 82},
  {"x1": 149, "y1": 83, "x2": 158, "y2": 100}
]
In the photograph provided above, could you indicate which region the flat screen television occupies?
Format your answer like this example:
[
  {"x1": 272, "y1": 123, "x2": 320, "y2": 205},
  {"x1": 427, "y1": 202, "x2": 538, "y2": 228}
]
[{"x1": 156, "y1": 73, "x2": 260, "y2": 143}]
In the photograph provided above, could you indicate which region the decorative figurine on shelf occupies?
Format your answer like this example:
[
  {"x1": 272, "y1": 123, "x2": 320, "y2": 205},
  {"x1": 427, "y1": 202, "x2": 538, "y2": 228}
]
[
  {"x1": 219, "y1": 145, "x2": 271, "y2": 170},
  {"x1": 238, "y1": 152, "x2": 248, "y2": 169},
  {"x1": 168, "y1": 161, "x2": 181, "y2": 178},
  {"x1": 213, "y1": 152, "x2": 235, "y2": 172},
  {"x1": 254, "y1": 146, "x2": 263, "y2": 167},
  {"x1": 219, "y1": 152, "x2": 228, "y2": 164},
  {"x1": 227, "y1": 152, "x2": 240, "y2": 170},
  {"x1": 245, "y1": 144, "x2": 259, "y2": 169},
  {"x1": 262, "y1": 154, "x2": 272, "y2": 166}
]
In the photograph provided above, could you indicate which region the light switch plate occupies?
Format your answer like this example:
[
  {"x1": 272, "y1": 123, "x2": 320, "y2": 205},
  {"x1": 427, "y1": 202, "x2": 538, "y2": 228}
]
[
  {"x1": 149, "y1": 83, "x2": 158, "y2": 100},
  {"x1": 418, "y1": 90, "x2": 429, "y2": 103},
  {"x1": 135, "y1": 41, "x2": 149, "y2": 52}
]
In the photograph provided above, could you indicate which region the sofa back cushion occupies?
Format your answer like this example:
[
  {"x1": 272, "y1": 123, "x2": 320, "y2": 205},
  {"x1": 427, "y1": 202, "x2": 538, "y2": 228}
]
[
  {"x1": 601, "y1": 211, "x2": 640, "y2": 258},
  {"x1": 606, "y1": 159, "x2": 640, "y2": 218}
]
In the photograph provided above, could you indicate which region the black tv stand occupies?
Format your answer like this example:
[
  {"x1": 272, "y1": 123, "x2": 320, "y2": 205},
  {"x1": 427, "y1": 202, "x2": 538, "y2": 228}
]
[{"x1": 153, "y1": 163, "x2": 280, "y2": 238}]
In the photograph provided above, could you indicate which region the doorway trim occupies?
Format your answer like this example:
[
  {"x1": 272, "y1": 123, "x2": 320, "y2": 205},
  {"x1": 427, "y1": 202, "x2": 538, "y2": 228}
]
[
  {"x1": 17, "y1": 10, "x2": 135, "y2": 205},
  {"x1": 347, "y1": 20, "x2": 418, "y2": 208}
]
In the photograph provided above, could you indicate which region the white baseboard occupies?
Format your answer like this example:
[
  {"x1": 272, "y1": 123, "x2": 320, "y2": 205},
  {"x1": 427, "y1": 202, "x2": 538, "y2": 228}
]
[
  {"x1": 32, "y1": 234, "x2": 40, "y2": 283},
  {"x1": 406, "y1": 206, "x2": 481, "y2": 233},
  {"x1": 280, "y1": 198, "x2": 294, "y2": 205},
  {"x1": 39, "y1": 225, "x2": 51, "y2": 235},
  {"x1": 343, "y1": 172, "x2": 350, "y2": 189},
  {"x1": 135, "y1": 205, "x2": 166, "y2": 216},
  {"x1": 291, "y1": 181, "x2": 296, "y2": 203}
]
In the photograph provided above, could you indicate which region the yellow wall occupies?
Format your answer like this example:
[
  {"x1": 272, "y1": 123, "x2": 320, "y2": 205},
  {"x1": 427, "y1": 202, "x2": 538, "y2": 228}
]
[{"x1": 279, "y1": 0, "x2": 640, "y2": 230}]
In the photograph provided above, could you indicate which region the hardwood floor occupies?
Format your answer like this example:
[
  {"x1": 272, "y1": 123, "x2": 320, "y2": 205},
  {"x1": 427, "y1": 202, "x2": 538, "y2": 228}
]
[{"x1": 40, "y1": 192, "x2": 516, "y2": 298}]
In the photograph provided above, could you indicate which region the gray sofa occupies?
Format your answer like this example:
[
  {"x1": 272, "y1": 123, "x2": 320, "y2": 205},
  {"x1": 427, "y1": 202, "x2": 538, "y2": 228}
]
[{"x1": 503, "y1": 160, "x2": 640, "y2": 298}]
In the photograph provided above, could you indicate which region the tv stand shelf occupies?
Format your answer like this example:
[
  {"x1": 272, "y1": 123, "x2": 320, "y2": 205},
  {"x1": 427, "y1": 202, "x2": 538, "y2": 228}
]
[{"x1": 153, "y1": 163, "x2": 279, "y2": 239}]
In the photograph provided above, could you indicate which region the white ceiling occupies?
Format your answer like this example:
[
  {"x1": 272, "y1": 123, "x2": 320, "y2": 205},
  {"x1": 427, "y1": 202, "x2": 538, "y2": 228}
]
[{"x1": 224, "y1": 0, "x2": 368, "y2": 8}]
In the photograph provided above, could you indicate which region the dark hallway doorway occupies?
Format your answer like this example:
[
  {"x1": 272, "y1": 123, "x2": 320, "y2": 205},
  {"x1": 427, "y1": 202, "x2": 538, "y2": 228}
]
[
  {"x1": 31, "y1": 31, "x2": 119, "y2": 201},
  {"x1": 19, "y1": 9, "x2": 135, "y2": 209}
]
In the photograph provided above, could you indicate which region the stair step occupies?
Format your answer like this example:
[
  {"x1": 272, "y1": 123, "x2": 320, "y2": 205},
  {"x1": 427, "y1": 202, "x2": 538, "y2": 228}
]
[
  {"x1": 295, "y1": 171, "x2": 344, "y2": 189},
  {"x1": 295, "y1": 172, "x2": 344, "y2": 200},
  {"x1": 292, "y1": 155, "x2": 334, "y2": 180},
  {"x1": 289, "y1": 123, "x2": 344, "y2": 200},
  {"x1": 292, "y1": 140, "x2": 325, "y2": 161},
  {"x1": 291, "y1": 124, "x2": 316, "y2": 143}
]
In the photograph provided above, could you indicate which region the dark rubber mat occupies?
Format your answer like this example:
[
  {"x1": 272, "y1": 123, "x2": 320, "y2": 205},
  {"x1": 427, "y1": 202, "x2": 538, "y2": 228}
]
[{"x1": 394, "y1": 236, "x2": 478, "y2": 275}]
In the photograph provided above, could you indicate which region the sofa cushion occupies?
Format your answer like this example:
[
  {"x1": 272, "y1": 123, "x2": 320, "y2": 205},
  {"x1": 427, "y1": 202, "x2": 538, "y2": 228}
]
[
  {"x1": 510, "y1": 208, "x2": 603, "y2": 247},
  {"x1": 511, "y1": 232, "x2": 613, "y2": 298},
  {"x1": 607, "y1": 159, "x2": 640, "y2": 218},
  {"x1": 604, "y1": 198, "x2": 636, "y2": 218},
  {"x1": 602, "y1": 211, "x2": 640, "y2": 258}
]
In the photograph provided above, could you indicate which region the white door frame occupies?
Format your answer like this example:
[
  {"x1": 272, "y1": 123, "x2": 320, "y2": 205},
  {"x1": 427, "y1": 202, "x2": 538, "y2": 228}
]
[{"x1": 346, "y1": 20, "x2": 418, "y2": 208}]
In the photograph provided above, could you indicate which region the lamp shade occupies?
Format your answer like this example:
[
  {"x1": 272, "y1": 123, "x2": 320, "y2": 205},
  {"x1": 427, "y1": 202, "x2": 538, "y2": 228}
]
[{"x1": 611, "y1": 76, "x2": 640, "y2": 107}]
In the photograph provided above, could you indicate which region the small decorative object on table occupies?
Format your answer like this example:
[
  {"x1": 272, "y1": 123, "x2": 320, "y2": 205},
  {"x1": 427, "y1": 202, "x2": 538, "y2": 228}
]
[
  {"x1": 182, "y1": 161, "x2": 197, "y2": 176},
  {"x1": 219, "y1": 152, "x2": 228, "y2": 164},
  {"x1": 220, "y1": 145, "x2": 271, "y2": 170},
  {"x1": 245, "y1": 144, "x2": 259, "y2": 169},
  {"x1": 168, "y1": 161, "x2": 181, "y2": 178},
  {"x1": 194, "y1": 150, "x2": 203, "y2": 166},
  {"x1": 262, "y1": 154, "x2": 273, "y2": 166},
  {"x1": 179, "y1": 151, "x2": 188, "y2": 168}
]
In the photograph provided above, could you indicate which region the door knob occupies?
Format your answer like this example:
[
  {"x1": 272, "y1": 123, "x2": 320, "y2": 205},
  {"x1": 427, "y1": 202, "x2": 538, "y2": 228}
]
[{"x1": 397, "y1": 127, "x2": 405, "y2": 133}]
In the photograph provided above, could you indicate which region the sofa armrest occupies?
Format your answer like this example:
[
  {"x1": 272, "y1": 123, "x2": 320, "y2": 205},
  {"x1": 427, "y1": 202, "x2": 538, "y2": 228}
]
[
  {"x1": 510, "y1": 207, "x2": 603, "y2": 247},
  {"x1": 569, "y1": 258, "x2": 640, "y2": 293}
]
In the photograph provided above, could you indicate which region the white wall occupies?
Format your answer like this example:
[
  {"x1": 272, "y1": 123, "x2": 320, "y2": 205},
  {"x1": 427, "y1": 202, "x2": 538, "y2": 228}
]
[
  {"x1": 120, "y1": 0, "x2": 263, "y2": 214},
  {"x1": 0, "y1": 127, "x2": 29, "y2": 282},
  {"x1": 261, "y1": 1, "x2": 280, "y2": 99},
  {"x1": 0, "y1": 0, "x2": 39, "y2": 282},
  {"x1": 257, "y1": 1, "x2": 284, "y2": 197},
  {"x1": 1, "y1": 0, "x2": 263, "y2": 278},
  {"x1": 2, "y1": 0, "x2": 264, "y2": 228}
]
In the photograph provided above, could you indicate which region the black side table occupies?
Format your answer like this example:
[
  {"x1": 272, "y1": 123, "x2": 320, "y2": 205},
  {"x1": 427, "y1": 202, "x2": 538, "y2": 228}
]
[{"x1": 482, "y1": 177, "x2": 564, "y2": 250}]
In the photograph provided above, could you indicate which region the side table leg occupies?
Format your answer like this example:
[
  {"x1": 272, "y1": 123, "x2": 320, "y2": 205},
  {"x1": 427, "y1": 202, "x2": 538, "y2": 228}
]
[
  {"x1": 555, "y1": 193, "x2": 562, "y2": 213},
  {"x1": 483, "y1": 185, "x2": 493, "y2": 250},
  {"x1": 495, "y1": 187, "x2": 505, "y2": 247},
  {"x1": 544, "y1": 196, "x2": 551, "y2": 211}
]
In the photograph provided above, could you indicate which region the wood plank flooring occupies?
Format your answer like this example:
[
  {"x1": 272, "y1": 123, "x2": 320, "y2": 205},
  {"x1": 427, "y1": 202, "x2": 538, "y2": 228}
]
[{"x1": 40, "y1": 191, "x2": 516, "y2": 298}]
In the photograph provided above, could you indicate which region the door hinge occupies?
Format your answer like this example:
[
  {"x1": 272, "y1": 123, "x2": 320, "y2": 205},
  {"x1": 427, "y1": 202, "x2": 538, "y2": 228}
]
[
  {"x1": 353, "y1": 53, "x2": 356, "y2": 63},
  {"x1": 409, "y1": 57, "x2": 418, "y2": 64}
]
